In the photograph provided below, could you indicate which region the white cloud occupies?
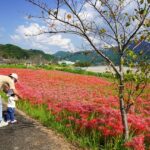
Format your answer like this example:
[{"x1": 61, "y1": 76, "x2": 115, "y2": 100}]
[
  {"x1": 16, "y1": 23, "x2": 46, "y2": 35},
  {"x1": 11, "y1": 0, "x2": 144, "y2": 54},
  {"x1": 10, "y1": 23, "x2": 76, "y2": 53}
]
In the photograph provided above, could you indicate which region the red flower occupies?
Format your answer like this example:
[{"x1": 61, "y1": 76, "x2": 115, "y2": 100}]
[{"x1": 124, "y1": 135, "x2": 145, "y2": 150}]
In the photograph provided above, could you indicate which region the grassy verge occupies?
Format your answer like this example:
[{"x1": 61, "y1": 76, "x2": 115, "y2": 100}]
[
  {"x1": 0, "y1": 64, "x2": 39, "y2": 70},
  {"x1": 56, "y1": 67, "x2": 114, "y2": 79},
  {"x1": 16, "y1": 100, "x2": 127, "y2": 150},
  {"x1": 0, "y1": 64, "x2": 115, "y2": 80},
  {"x1": 0, "y1": 64, "x2": 28, "y2": 68},
  {"x1": 17, "y1": 100, "x2": 100, "y2": 149},
  {"x1": 1, "y1": 91, "x2": 126, "y2": 150}
]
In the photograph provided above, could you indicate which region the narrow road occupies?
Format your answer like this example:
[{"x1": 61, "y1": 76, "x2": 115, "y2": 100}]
[{"x1": 0, "y1": 105, "x2": 79, "y2": 150}]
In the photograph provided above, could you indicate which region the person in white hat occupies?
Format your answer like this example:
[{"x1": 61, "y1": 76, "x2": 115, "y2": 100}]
[{"x1": 0, "y1": 73, "x2": 21, "y2": 127}]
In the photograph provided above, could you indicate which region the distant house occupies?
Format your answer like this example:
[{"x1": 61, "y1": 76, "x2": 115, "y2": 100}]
[
  {"x1": 0, "y1": 58, "x2": 9, "y2": 64},
  {"x1": 58, "y1": 60, "x2": 75, "y2": 65},
  {"x1": 0, "y1": 57, "x2": 3, "y2": 63}
]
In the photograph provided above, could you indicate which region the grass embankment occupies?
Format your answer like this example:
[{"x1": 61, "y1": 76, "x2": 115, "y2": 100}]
[
  {"x1": 1, "y1": 91, "x2": 126, "y2": 150},
  {"x1": 0, "y1": 64, "x2": 114, "y2": 80},
  {"x1": 1, "y1": 65, "x2": 149, "y2": 149},
  {"x1": 16, "y1": 101, "x2": 126, "y2": 150}
]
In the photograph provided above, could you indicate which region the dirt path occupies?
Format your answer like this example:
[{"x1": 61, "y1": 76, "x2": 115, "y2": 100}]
[{"x1": 0, "y1": 105, "x2": 80, "y2": 150}]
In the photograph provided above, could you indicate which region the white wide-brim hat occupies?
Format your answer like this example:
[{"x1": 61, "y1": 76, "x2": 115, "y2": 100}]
[{"x1": 9, "y1": 73, "x2": 18, "y2": 81}]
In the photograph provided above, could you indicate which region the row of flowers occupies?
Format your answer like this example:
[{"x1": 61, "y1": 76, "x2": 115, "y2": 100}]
[{"x1": 1, "y1": 68, "x2": 149, "y2": 149}]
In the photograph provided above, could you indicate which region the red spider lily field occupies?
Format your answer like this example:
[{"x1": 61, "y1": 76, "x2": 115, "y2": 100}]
[{"x1": 1, "y1": 68, "x2": 150, "y2": 150}]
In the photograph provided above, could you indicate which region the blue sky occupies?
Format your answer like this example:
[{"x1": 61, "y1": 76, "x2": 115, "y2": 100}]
[
  {"x1": 0, "y1": 0, "x2": 32, "y2": 39},
  {"x1": 0, "y1": 0, "x2": 80, "y2": 54},
  {"x1": 0, "y1": 0, "x2": 38, "y2": 46},
  {"x1": 0, "y1": 0, "x2": 140, "y2": 54}
]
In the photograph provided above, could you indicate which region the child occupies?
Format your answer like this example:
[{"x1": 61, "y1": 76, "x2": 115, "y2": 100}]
[{"x1": 6, "y1": 89, "x2": 18, "y2": 124}]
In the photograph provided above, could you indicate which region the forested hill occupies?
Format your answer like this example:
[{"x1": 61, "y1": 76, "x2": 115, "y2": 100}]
[
  {"x1": 0, "y1": 44, "x2": 55, "y2": 61},
  {"x1": 0, "y1": 41, "x2": 149, "y2": 65},
  {"x1": 54, "y1": 41, "x2": 150, "y2": 65}
]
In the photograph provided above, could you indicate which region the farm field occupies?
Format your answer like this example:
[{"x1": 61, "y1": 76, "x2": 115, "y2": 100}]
[{"x1": 0, "y1": 68, "x2": 149, "y2": 150}]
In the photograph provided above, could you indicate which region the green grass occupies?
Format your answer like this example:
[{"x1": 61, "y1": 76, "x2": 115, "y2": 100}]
[
  {"x1": 1, "y1": 64, "x2": 148, "y2": 149},
  {"x1": 16, "y1": 100, "x2": 100, "y2": 149},
  {"x1": 0, "y1": 63, "x2": 115, "y2": 80},
  {"x1": 56, "y1": 67, "x2": 115, "y2": 79},
  {"x1": 0, "y1": 92, "x2": 139, "y2": 150},
  {"x1": 14, "y1": 99, "x2": 127, "y2": 150},
  {"x1": 0, "y1": 64, "x2": 36, "y2": 69}
]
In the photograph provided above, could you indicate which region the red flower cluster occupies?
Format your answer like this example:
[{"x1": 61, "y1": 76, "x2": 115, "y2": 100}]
[
  {"x1": 0, "y1": 68, "x2": 149, "y2": 145},
  {"x1": 124, "y1": 135, "x2": 145, "y2": 150}
]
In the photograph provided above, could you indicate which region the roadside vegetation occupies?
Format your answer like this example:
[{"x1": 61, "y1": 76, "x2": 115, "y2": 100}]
[
  {"x1": 1, "y1": 68, "x2": 149, "y2": 150},
  {"x1": 0, "y1": 63, "x2": 114, "y2": 79}
]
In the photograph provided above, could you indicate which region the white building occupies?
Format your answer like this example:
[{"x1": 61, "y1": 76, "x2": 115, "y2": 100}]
[{"x1": 58, "y1": 60, "x2": 75, "y2": 65}]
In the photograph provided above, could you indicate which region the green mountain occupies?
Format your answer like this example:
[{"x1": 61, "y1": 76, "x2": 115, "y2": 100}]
[
  {"x1": 0, "y1": 41, "x2": 149, "y2": 65},
  {"x1": 54, "y1": 50, "x2": 119, "y2": 65},
  {"x1": 0, "y1": 44, "x2": 55, "y2": 61},
  {"x1": 54, "y1": 51, "x2": 72, "y2": 59},
  {"x1": 53, "y1": 41, "x2": 150, "y2": 65}
]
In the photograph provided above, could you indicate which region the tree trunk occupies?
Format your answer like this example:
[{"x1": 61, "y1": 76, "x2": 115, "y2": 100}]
[
  {"x1": 119, "y1": 57, "x2": 129, "y2": 141},
  {"x1": 119, "y1": 80, "x2": 129, "y2": 140}
]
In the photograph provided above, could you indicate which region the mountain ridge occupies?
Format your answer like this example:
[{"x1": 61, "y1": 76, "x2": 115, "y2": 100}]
[
  {"x1": 0, "y1": 44, "x2": 55, "y2": 62},
  {"x1": 53, "y1": 41, "x2": 150, "y2": 65},
  {"x1": 0, "y1": 41, "x2": 149, "y2": 65}
]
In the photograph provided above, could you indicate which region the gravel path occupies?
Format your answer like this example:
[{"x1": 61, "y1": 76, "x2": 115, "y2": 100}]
[{"x1": 0, "y1": 105, "x2": 80, "y2": 150}]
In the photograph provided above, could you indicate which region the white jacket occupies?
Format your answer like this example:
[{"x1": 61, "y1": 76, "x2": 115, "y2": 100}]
[{"x1": 7, "y1": 96, "x2": 18, "y2": 108}]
